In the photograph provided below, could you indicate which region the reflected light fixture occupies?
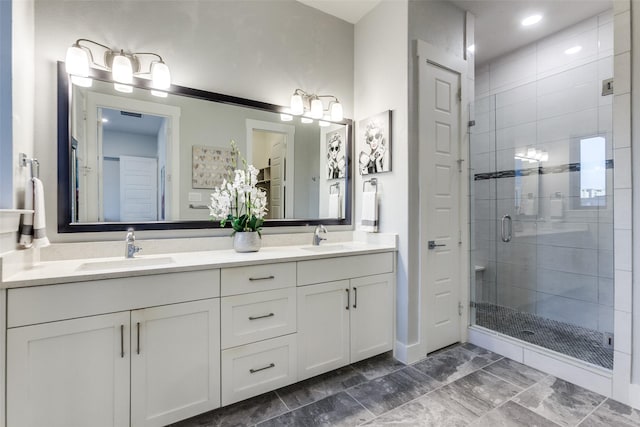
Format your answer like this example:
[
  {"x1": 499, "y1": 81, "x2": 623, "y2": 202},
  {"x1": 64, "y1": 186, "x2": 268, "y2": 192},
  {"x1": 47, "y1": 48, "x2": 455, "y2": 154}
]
[
  {"x1": 289, "y1": 89, "x2": 344, "y2": 123},
  {"x1": 521, "y1": 14, "x2": 542, "y2": 26},
  {"x1": 65, "y1": 38, "x2": 171, "y2": 97},
  {"x1": 515, "y1": 147, "x2": 549, "y2": 163}
]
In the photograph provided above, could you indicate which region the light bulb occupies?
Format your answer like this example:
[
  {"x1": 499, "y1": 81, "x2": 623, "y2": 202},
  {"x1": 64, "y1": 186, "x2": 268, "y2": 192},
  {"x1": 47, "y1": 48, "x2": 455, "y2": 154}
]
[
  {"x1": 114, "y1": 83, "x2": 133, "y2": 93},
  {"x1": 330, "y1": 101, "x2": 343, "y2": 121},
  {"x1": 310, "y1": 98, "x2": 324, "y2": 119},
  {"x1": 65, "y1": 45, "x2": 90, "y2": 77},
  {"x1": 151, "y1": 61, "x2": 171, "y2": 90},
  {"x1": 290, "y1": 94, "x2": 304, "y2": 115},
  {"x1": 112, "y1": 54, "x2": 133, "y2": 84}
]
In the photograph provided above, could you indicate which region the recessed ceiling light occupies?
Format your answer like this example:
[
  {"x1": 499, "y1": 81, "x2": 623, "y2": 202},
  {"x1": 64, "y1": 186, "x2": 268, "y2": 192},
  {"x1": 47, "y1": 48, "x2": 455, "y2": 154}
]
[
  {"x1": 467, "y1": 44, "x2": 476, "y2": 53},
  {"x1": 564, "y1": 45, "x2": 582, "y2": 55},
  {"x1": 521, "y1": 14, "x2": 542, "y2": 26}
]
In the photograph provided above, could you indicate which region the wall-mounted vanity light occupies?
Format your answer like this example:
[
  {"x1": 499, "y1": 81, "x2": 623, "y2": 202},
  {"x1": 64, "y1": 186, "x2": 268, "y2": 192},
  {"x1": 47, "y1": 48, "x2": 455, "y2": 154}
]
[
  {"x1": 289, "y1": 89, "x2": 344, "y2": 124},
  {"x1": 65, "y1": 38, "x2": 171, "y2": 97}
]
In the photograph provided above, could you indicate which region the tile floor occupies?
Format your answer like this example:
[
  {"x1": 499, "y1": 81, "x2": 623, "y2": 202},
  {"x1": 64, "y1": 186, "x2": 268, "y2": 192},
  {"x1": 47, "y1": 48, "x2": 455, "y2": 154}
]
[{"x1": 170, "y1": 343, "x2": 640, "y2": 427}]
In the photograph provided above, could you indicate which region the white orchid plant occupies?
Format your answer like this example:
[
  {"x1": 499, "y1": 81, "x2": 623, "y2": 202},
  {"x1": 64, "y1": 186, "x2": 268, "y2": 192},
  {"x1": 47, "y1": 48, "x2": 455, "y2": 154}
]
[{"x1": 209, "y1": 141, "x2": 268, "y2": 235}]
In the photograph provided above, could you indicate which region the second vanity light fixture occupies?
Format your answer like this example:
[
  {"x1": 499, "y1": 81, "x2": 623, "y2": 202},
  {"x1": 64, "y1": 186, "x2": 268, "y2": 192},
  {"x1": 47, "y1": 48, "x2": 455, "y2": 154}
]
[
  {"x1": 65, "y1": 38, "x2": 171, "y2": 97},
  {"x1": 287, "y1": 89, "x2": 344, "y2": 126}
]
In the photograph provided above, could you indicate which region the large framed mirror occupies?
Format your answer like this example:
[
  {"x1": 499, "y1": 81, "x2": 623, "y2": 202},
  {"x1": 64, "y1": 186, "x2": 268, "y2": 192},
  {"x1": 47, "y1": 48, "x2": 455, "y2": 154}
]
[{"x1": 57, "y1": 62, "x2": 353, "y2": 232}]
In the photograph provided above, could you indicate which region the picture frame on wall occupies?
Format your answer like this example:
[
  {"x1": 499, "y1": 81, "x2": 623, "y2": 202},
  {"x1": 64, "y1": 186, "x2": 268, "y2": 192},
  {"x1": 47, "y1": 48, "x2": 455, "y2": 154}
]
[
  {"x1": 326, "y1": 128, "x2": 347, "y2": 180},
  {"x1": 358, "y1": 110, "x2": 392, "y2": 175},
  {"x1": 192, "y1": 145, "x2": 235, "y2": 189}
]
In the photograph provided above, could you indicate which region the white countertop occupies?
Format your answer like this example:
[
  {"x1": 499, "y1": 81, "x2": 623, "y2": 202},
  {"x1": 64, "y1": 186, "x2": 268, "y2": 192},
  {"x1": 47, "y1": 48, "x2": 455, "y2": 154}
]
[{"x1": 1, "y1": 241, "x2": 397, "y2": 289}]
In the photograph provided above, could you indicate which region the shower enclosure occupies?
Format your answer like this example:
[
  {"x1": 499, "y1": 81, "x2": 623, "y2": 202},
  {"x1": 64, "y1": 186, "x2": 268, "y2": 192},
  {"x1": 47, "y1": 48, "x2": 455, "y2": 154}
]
[{"x1": 469, "y1": 60, "x2": 614, "y2": 369}]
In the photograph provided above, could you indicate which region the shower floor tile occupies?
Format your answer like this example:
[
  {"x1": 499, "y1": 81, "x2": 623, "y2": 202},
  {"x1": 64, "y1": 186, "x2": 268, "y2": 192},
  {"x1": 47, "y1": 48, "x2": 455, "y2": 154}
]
[{"x1": 475, "y1": 302, "x2": 613, "y2": 369}]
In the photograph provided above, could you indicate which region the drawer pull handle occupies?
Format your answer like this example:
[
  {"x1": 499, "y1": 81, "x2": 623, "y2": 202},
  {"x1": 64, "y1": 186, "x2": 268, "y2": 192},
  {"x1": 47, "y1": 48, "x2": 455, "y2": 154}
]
[
  {"x1": 136, "y1": 322, "x2": 140, "y2": 355},
  {"x1": 249, "y1": 275, "x2": 275, "y2": 281},
  {"x1": 250, "y1": 363, "x2": 275, "y2": 374},
  {"x1": 249, "y1": 313, "x2": 275, "y2": 321},
  {"x1": 346, "y1": 288, "x2": 350, "y2": 310},
  {"x1": 353, "y1": 287, "x2": 358, "y2": 309}
]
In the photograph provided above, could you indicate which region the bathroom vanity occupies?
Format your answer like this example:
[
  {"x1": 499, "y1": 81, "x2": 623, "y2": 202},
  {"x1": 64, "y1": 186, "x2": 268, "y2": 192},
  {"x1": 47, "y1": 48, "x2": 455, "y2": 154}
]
[{"x1": 0, "y1": 239, "x2": 396, "y2": 427}]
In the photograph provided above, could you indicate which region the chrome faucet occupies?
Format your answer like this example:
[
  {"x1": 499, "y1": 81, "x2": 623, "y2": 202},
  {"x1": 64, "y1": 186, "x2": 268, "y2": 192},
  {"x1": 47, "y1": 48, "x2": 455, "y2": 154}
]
[
  {"x1": 312, "y1": 224, "x2": 328, "y2": 246},
  {"x1": 125, "y1": 228, "x2": 142, "y2": 258}
]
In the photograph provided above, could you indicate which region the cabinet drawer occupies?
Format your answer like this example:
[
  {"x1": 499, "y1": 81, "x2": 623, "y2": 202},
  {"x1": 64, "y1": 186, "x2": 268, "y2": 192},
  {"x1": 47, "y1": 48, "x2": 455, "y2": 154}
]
[
  {"x1": 221, "y1": 288, "x2": 296, "y2": 349},
  {"x1": 297, "y1": 252, "x2": 394, "y2": 286},
  {"x1": 221, "y1": 334, "x2": 297, "y2": 405},
  {"x1": 221, "y1": 262, "x2": 295, "y2": 296},
  {"x1": 8, "y1": 269, "x2": 220, "y2": 328}
]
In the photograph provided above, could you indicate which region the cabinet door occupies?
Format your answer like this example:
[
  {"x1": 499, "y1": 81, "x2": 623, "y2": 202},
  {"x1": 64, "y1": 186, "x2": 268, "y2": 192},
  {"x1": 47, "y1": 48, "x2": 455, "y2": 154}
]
[
  {"x1": 7, "y1": 312, "x2": 130, "y2": 427},
  {"x1": 131, "y1": 299, "x2": 221, "y2": 427},
  {"x1": 350, "y1": 273, "x2": 394, "y2": 363},
  {"x1": 297, "y1": 280, "x2": 350, "y2": 380}
]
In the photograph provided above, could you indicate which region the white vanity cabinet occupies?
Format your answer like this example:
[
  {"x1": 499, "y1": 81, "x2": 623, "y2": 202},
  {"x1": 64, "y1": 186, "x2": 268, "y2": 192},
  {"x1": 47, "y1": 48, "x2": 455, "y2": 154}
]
[
  {"x1": 220, "y1": 262, "x2": 298, "y2": 405},
  {"x1": 297, "y1": 253, "x2": 395, "y2": 380},
  {"x1": 7, "y1": 312, "x2": 131, "y2": 427},
  {"x1": 6, "y1": 270, "x2": 221, "y2": 427}
]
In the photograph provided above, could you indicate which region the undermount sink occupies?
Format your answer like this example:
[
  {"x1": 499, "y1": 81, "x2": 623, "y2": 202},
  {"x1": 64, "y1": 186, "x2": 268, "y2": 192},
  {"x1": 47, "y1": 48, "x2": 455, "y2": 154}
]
[
  {"x1": 76, "y1": 256, "x2": 176, "y2": 271},
  {"x1": 300, "y1": 244, "x2": 352, "y2": 252}
]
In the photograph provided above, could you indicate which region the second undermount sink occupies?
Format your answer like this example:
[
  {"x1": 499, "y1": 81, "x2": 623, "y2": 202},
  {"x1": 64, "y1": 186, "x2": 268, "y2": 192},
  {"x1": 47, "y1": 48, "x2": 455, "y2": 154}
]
[
  {"x1": 76, "y1": 256, "x2": 176, "y2": 271},
  {"x1": 300, "y1": 244, "x2": 353, "y2": 252}
]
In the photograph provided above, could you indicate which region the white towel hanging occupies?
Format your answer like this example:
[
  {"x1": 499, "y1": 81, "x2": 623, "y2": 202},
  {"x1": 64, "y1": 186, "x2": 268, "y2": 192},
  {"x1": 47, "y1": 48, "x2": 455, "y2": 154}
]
[
  {"x1": 361, "y1": 190, "x2": 378, "y2": 232},
  {"x1": 32, "y1": 177, "x2": 50, "y2": 248},
  {"x1": 19, "y1": 177, "x2": 34, "y2": 248}
]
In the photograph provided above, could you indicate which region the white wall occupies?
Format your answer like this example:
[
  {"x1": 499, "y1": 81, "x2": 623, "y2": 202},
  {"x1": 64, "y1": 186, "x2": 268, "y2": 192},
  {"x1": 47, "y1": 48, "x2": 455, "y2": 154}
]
[
  {"x1": 0, "y1": 0, "x2": 12, "y2": 210},
  {"x1": 355, "y1": 0, "x2": 409, "y2": 349},
  {"x1": 31, "y1": 0, "x2": 354, "y2": 241}
]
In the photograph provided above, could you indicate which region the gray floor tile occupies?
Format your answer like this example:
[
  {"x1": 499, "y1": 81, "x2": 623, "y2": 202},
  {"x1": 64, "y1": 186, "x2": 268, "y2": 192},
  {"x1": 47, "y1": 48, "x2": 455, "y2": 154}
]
[
  {"x1": 442, "y1": 370, "x2": 521, "y2": 418},
  {"x1": 257, "y1": 392, "x2": 372, "y2": 427},
  {"x1": 347, "y1": 366, "x2": 441, "y2": 415},
  {"x1": 276, "y1": 366, "x2": 367, "y2": 410},
  {"x1": 168, "y1": 391, "x2": 287, "y2": 427},
  {"x1": 482, "y1": 358, "x2": 548, "y2": 389},
  {"x1": 364, "y1": 387, "x2": 478, "y2": 426},
  {"x1": 514, "y1": 376, "x2": 606, "y2": 427},
  {"x1": 351, "y1": 351, "x2": 406, "y2": 380},
  {"x1": 579, "y1": 398, "x2": 640, "y2": 427},
  {"x1": 472, "y1": 401, "x2": 561, "y2": 426},
  {"x1": 412, "y1": 345, "x2": 501, "y2": 384}
]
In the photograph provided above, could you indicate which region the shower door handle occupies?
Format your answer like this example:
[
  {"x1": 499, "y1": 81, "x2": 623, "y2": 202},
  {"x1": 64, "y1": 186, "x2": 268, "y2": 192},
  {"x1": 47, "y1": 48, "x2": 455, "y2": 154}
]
[{"x1": 501, "y1": 215, "x2": 512, "y2": 242}]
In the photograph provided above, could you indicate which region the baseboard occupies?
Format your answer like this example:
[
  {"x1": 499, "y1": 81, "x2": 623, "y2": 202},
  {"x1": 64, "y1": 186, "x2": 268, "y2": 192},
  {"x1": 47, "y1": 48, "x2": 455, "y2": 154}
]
[{"x1": 394, "y1": 340, "x2": 423, "y2": 364}]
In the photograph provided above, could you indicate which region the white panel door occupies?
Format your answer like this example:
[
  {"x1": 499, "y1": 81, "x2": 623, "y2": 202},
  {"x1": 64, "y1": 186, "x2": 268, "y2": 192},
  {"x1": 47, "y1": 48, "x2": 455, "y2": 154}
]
[
  {"x1": 421, "y1": 62, "x2": 462, "y2": 353},
  {"x1": 350, "y1": 273, "x2": 394, "y2": 363},
  {"x1": 119, "y1": 155, "x2": 158, "y2": 222},
  {"x1": 270, "y1": 139, "x2": 285, "y2": 218},
  {"x1": 7, "y1": 312, "x2": 130, "y2": 427},
  {"x1": 297, "y1": 280, "x2": 350, "y2": 380},
  {"x1": 131, "y1": 299, "x2": 220, "y2": 427}
]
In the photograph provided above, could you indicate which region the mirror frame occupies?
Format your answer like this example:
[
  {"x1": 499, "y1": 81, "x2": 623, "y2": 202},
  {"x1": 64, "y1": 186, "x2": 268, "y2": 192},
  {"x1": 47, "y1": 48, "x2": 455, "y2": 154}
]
[{"x1": 57, "y1": 62, "x2": 353, "y2": 232}]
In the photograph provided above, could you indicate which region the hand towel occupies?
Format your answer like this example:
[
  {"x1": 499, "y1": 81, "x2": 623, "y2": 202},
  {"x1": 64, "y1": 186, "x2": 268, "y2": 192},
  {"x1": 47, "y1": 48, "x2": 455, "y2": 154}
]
[
  {"x1": 19, "y1": 177, "x2": 34, "y2": 248},
  {"x1": 328, "y1": 193, "x2": 341, "y2": 218},
  {"x1": 32, "y1": 178, "x2": 50, "y2": 248},
  {"x1": 360, "y1": 190, "x2": 378, "y2": 232}
]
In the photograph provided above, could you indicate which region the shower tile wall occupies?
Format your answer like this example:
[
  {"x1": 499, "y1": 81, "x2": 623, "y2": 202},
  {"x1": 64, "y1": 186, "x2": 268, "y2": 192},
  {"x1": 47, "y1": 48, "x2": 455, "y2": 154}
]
[{"x1": 471, "y1": 10, "x2": 614, "y2": 334}]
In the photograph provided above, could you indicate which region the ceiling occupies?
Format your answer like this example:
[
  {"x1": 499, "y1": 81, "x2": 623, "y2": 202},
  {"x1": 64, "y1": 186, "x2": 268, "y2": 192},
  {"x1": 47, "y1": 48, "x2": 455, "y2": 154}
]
[
  {"x1": 298, "y1": 0, "x2": 612, "y2": 65},
  {"x1": 102, "y1": 108, "x2": 165, "y2": 137},
  {"x1": 451, "y1": 0, "x2": 612, "y2": 65}
]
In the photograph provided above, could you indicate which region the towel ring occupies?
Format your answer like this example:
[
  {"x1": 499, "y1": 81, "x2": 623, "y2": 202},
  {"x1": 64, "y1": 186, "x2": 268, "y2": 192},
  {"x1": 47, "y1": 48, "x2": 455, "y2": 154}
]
[
  {"x1": 363, "y1": 177, "x2": 377, "y2": 192},
  {"x1": 19, "y1": 153, "x2": 39, "y2": 179},
  {"x1": 329, "y1": 182, "x2": 341, "y2": 195}
]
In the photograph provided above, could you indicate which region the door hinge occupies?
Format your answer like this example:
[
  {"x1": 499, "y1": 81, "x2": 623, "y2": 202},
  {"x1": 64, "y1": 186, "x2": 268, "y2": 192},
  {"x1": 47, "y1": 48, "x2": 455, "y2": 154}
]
[
  {"x1": 457, "y1": 88, "x2": 462, "y2": 102},
  {"x1": 468, "y1": 120, "x2": 476, "y2": 127},
  {"x1": 457, "y1": 159, "x2": 464, "y2": 172},
  {"x1": 458, "y1": 302, "x2": 463, "y2": 316},
  {"x1": 458, "y1": 230, "x2": 462, "y2": 245}
]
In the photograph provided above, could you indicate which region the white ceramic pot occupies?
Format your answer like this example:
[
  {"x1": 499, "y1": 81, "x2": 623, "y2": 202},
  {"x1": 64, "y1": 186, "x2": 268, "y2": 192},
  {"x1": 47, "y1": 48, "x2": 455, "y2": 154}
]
[{"x1": 233, "y1": 231, "x2": 261, "y2": 252}]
